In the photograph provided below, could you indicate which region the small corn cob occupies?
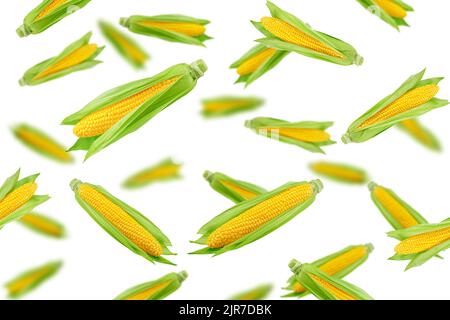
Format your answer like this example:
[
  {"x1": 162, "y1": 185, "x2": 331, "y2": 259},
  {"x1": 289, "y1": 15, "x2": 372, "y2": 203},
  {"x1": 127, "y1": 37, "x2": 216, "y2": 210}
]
[
  {"x1": 230, "y1": 44, "x2": 289, "y2": 87},
  {"x1": 17, "y1": 0, "x2": 92, "y2": 37},
  {"x1": 356, "y1": 0, "x2": 413, "y2": 30},
  {"x1": 246, "y1": 117, "x2": 335, "y2": 154},
  {"x1": 98, "y1": 20, "x2": 149, "y2": 69},
  {"x1": 120, "y1": 15, "x2": 211, "y2": 46},
  {"x1": 20, "y1": 32, "x2": 103, "y2": 86},
  {"x1": 397, "y1": 119, "x2": 441, "y2": 151},
  {"x1": 115, "y1": 271, "x2": 187, "y2": 300},
  {"x1": 12, "y1": 124, "x2": 73, "y2": 163},
  {"x1": 230, "y1": 284, "x2": 273, "y2": 300},
  {"x1": 342, "y1": 70, "x2": 448, "y2": 144},
  {"x1": 0, "y1": 170, "x2": 49, "y2": 228},
  {"x1": 70, "y1": 179, "x2": 175, "y2": 264},
  {"x1": 289, "y1": 260, "x2": 373, "y2": 300},
  {"x1": 5, "y1": 261, "x2": 62, "y2": 299},
  {"x1": 368, "y1": 182, "x2": 428, "y2": 230},
  {"x1": 253, "y1": 2, "x2": 363, "y2": 66},
  {"x1": 62, "y1": 60, "x2": 207, "y2": 160},
  {"x1": 284, "y1": 244, "x2": 373, "y2": 298},
  {"x1": 191, "y1": 180, "x2": 323, "y2": 255},
  {"x1": 201, "y1": 96, "x2": 264, "y2": 118},
  {"x1": 123, "y1": 158, "x2": 182, "y2": 189},
  {"x1": 19, "y1": 213, "x2": 65, "y2": 238},
  {"x1": 203, "y1": 171, "x2": 267, "y2": 204},
  {"x1": 309, "y1": 161, "x2": 368, "y2": 184},
  {"x1": 388, "y1": 220, "x2": 450, "y2": 270}
]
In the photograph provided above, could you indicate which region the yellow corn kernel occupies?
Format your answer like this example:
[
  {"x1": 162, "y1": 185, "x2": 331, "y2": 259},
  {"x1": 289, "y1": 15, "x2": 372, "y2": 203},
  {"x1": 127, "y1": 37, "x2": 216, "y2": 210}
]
[
  {"x1": 207, "y1": 183, "x2": 313, "y2": 248},
  {"x1": 73, "y1": 77, "x2": 179, "y2": 138},
  {"x1": 311, "y1": 162, "x2": 365, "y2": 183},
  {"x1": 126, "y1": 280, "x2": 171, "y2": 300},
  {"x1": 260, "y1": 17, "x2": 343, "y2": 58},
  {"x1": 395, "y1": 227, "x2": 450, "y2": 254},
  {"x1": 220, "y1": 180, "x2": 259, "y2": 201},
  {"x1": 400, "y1": 119, "x2": 435, "y2": 148},
  {"x1": 237, "y1": 48, "x2": 277, "y2": 76},
  {"x1": 15, "y1": 127, "x2": 71, "y2": 162},
  {"x1": 293, "y1": 246, "x2": 368, "y2": 293},
  {"x1": 358, "y1": 85, "x2": 439, "y2": 129},
  {"x1": 36, "y1": 0, "x2": 68, "y2": 20},
  {"x1": 6, "y1": 266, "x2": 52, "y2": 296},
  {"x1": 109, "y1": 30, "x2": 147, "y2": 65},
  {"x1": 374, "y1": 0, "x2": 407, "y2": 18},
  {"x1": 203, "y1": 100, "x2": 251, "y2": 113},
  {"x1": 0, "y1": 183, "x2": 37, "y2": 220},
  {"x1": 372, "y1": 186, "x2": 418, "y2": 228},
  {"x1": 33, "y1": 44, "x2": 98, "y2": 80},
  {"x1": 139, "y1": 21, "x2": 205, "y2": 36},
  {"x1": 267, "y1": 127, "x2": 330, "y2": 143},
  {"x1": 130, "y1": 165, "x2": 180, "y2": 184},
  {"x1": 309, "y1": 274, "x2": 356, "y2": 300},
  {"x1": 20, "y1": 214, "x2": 63, "y2": 237},
  {"x1": 77, "y1": 184, "x2": 163, "y2": 256}
]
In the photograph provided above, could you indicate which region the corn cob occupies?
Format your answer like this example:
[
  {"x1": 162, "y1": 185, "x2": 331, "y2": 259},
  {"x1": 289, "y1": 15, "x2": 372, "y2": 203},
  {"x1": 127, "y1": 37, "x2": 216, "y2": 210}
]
[
  {"x1": 192, "y1": 180, "x2": 322, "y2": 255},
  {"x1": 237, "y1": 49, "x2": 277, "y2": 76},
  {"x1": 0, "y1": 183, "x2": 37, "y2": 220},
  {"x1": 373, "y1": 0, "x2": 407, "y2": 18},
  {"x1": 398, "y1": 119, "x2": 441, "y2": 151},
  {"x1": 310, "y1": 161, "x2": 367, "y2": 184},
  {"x1": 202, "y1": 97, "x2": 264, "y2": 117},
  {"x1": 356, "y1": 0, "x2": 413, "y2": 30},
  {"x1": 36, "y1": 0, "x2": 68, "y2": 20},
  {"x1": 123, "y1": 159, "x2": 182, "y2": 189},
  {"x1": 13, "y1": 124, "x2": 73, "y2": 163},
  {"x1": 19, "y1": 213, "x2": 65, "y2": 238},
  {"x1": 269, "y1": 128, "x2": 330, "y2": 142},
  {"x1": 230, "y1": 284, "x2": 273, "y2": 300},
  {"x1": 395, "y1": 227, "x2": 450, "y2": 255},
  {"x1": 139, "y1": 21, "x2": 205, "y2": 36}
]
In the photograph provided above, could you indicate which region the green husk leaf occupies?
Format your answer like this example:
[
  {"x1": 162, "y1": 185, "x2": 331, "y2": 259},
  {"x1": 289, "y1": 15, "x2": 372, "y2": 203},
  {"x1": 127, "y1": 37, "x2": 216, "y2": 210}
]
[
  {"x1": 18, "y1": 212, "x2": 66, "y2": 239},
  {"x1": 355, "y1": 0, "x2": 413, "y2": 30},
  {"x1": 397, "y1": 118, "x2": 441, "y2": 152},
  {"x1": 230, "y1": 284, "x2": 273, "y2": 300},
  {"x1": 0, "y1": 169, "x2": 21, "y2": 202},
  {"x1": 201, "y1": 96, "x2": 264, "y2": 118},
  {"x1": 123, "y1": 158, "x2": 182, "y2": 189}
]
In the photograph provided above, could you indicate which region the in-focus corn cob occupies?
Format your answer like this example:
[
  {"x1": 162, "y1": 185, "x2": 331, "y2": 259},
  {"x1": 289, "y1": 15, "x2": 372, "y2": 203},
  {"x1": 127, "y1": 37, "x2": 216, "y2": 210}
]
[
  {"x1": 237, "y1": 49, "x2": 277, "y2": 76},
  {"x1": 397, "y1": 119, "x2": 441, "y2": 151},
  {"x1": 202, "y1": 96, "x2": 264, "y2": 117},
  {"x1": 120, "y1": 15, "x2": 211, "y2": 46},
  {"x1": 20, "y1": 32, "x2": 103, "y2": 86},
  {"x1": 192, "y1": 180, "x2": 322, "y2": 255},
  {"x1": 115, "y1": 271, "x2": 187, "y2": 300},
  {"x1": 374, "y1": 0, "x2": 406, "y2": 18},
  {"x1": 19, "y1": 213, "x2": 65, "y2": 238},
  {"x1": 230, "y1": 284, "x2": 273, "y2": 300},
  {"x1": 310, "y1": 161, "x2": 368, "y2": 184},
  {"x1": 13, "y1": 124, "x2": 73, "y2": 163},
  {"x1": 5, "y1": 261, "x2": 62, "y2": 299},
  {"x1": 342, "y1": 70, "x2": 448, "y2": 144},
  {"x1": 355, "y1": 0, "x2": 413, "y2": 30},
  {"x1": 0, "y1": 183, "x2": 38, "y2": 221},
  {"x1": 70, "y1": 179, "x2": 174, "y2": 264},
  {"x1": 289, "y1": 260, "x2": 373, "y2": 300},
  {"x1": 123, "y1": 159, "x2": 182, "y2": 189},
  {"x1": 62, "y1": 60, "x2": 207, "y2": 160},
  {"x1": 253, "y1": 2, "x2": 362, "y2": 66},
  {"x1": 36, "y1": 0, "x2": 69, "y2": 20},
  {"x1": 395, "y1": 227, "x2": 450, "y2": 255}
]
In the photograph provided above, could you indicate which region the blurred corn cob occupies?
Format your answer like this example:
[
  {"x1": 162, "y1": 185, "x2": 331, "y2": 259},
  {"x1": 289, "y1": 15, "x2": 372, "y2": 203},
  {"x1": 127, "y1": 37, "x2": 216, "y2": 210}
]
[
  {"x1": 192, "y1": 180, "x2": 322, "y2": 255},
  {"x1": 70, "y1": 179, "x2": 175, "y2": 264},
  {"x1": 310, "y1": 161, "x2": 368, "y2": 184},
  {"x1": 202, "y1": 96, "x2": 264, "y2": 118},
  {"x1": 19, "y1": 213, "x2": 65, "y2": 238},
  {"x1": 246, "y1": 117, "x2": 335, "y2": 153},
  {"x1": 343, "y1": 70, "x2": 448, "y2": 144},
  {"x1": 17, "y1": 0, "x2": 92, "y2": 37},
  {"x1": 62, "y1": 60, "x2": 207, "y2": 160},
  {"x1": 115, "y1": 271, "x2": 187, "y2": 300},
  {"x1": 12, "y1": 124, "x2": 73, "y2": 163},
  {"x1": 5, "y1": 261, "x2": 62, "y2": 299},
  {"x1": 356, "y1": 0, "x2": 413, "y2": 30},
  {"x1": 284, "y1": 244, "x2": 373, "y2": 298},
  {"x1": 99, "y1": 20, "x2": 149, "y2": 69},
  {"x1": 20, "y1": 32, "x2": 103, "y2": 86},
  {"x1": 397, "y1": 119, "x2": 441, "y2": 151},
  {"x1": 230, "y1": 284, "x2": 273, "y2": 300},
  {"x1": 120, "y1": 15, "x2": 211, "y2": 46},
  {"x1": 123, "y1": 158, "x2": 182, "y2": 189}
]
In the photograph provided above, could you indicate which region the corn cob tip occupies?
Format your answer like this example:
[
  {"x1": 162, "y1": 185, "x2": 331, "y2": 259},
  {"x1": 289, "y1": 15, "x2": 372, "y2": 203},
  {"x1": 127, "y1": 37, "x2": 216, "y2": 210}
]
[
  {"x1": 177, "y1": 271, "x2": 188, "y2": 282},
  {"x1": 367, "y1": 181, "x2": 378, "y2": 191},
  {"x1": 341, "y1": 133, "x2": 352, "y2": 144},
  {"x1": 354, "y1": 54, "x2": 364, "y2": 66},
  {"x1": 119, "y1": 17, "x2": 129, "y2": 27},
  {"x1": 288, "y1": 259, "x2": 302, "y2": 273},
  {"x1": 311, "y1": 179, "x2": 324, "y2": 194},
  {"x1": 366, "y1": 243, "x2": 375, "y2": 253},
  {"x1": 190, "y1": 60, "x2": 208, "y2": 79},
  {"x1": 203, "y1": 170, "x2": 214, "y2": 181},
  {"x1": 70, "y1": 179, "x2": 82, "y2": 192},
  {"x1": 18, "y1": 78, "x2": 27, "y2": 86},
  {"x1": 244, "y1": 120, "x2": 252, "y2": 128},
  {"x1": 16, "y1": 25, "x2": 30, "y2": 38}
]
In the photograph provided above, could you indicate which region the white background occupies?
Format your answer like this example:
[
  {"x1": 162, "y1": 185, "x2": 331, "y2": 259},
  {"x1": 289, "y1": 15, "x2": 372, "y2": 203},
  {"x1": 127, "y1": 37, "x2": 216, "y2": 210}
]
[{"x1": 1, "y1": 0, "x2": 449, "y2": 300}]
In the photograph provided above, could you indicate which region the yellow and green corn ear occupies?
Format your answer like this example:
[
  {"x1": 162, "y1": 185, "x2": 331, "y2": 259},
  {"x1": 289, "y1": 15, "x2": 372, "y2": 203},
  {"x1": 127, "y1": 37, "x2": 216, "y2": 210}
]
[
  {"x1": 230, "y1": 284, "x2": 273, "y2": 300},
  {"x1": 191, "y1": 180, "x2": 323, "y2": 256},
  {"x1": 388, "y1": 219, "x2": 450, "y2": 270},
  {"x1": 397, "y1": 119, "x2": 441, "y2": 151},
  {"x1": 230, "y1": 44, "x2": 289, "y2": 87},
  {"x1": 0, "y1": 170, "x2": 49, "y2": 229},
  {"x1": 19, "y1": 213, "x2": 65, "y2": 239},
  {"x1": 289, "y1": 260, "x2": 373, "y2": 300},
  {"x1": 19, "y1": 32, "x2": 103, "y2": 86},
  {"x1": 123, "y1": 158, "x2": 182, "y2": 189},
  {"x1": 201, "y1": 96, "x2": 264, "y2": 118},
  {"x1": 246, "y1": 117, "x2": 335, "y2": 154},
  {"x1": 70, "y1": 179, "x2": 175, "y2": 265},
  {"x1": 368, "y1": 182, "x2": 428, "y2": 230},
  {"x1": 355, "y1": 0, "x2": 413, "y2": 30},
  {"x1": 98, "y1": 20, "x2": 149, "y2": 69},
  {"x1": 309, "y1": 161, "x2": 368, "y2": 184},
  {"x1": 284, "y1": 244, "x2": 373, "y2": 298},
  {"x1": 5, "y1": 261, "x2": 62, "y2": 299},
  {"x1": 203, "y1": 171, "x2": 267, "y2": 204},
  {"x1": 120, "y1": 15, "x2": 211, "y2": 46},
  {"x1": 253, "y1": 1, "x2": 363, "y2": 66},
  {"x1": 342, "y1": 69, "x2": 448, "y2": 144},
  {"x1": 17, "y1": 0, "x2": 92, "y2": 37},
  {"x1": 12, "y1": 124, "x2": 73, "y2": 163},
  {"x1": 62, "y1": 60, "x2": 207, "y2": 160},
  {"x1": 115, "y1": 271, "x2": 187, "y2": 300}
]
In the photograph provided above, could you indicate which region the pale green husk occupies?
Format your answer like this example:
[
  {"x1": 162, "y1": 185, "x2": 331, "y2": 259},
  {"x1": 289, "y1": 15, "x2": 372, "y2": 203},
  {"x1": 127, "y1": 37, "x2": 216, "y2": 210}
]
[
  {"x1": 355, "y1": 0, "x2": 413, "y2": 30},
  {"x1": 123, "y1": 158, "x2": 182, "y2": 189},
  {"x1": 397, "y1": 118, "x2": 441, "y2": 151},
  {"x1": 230, "y1": 284, "x2": 273, "y2": 300},
  {"x1": 202, "y1": 96, "x2": 264, "y2": 118}
]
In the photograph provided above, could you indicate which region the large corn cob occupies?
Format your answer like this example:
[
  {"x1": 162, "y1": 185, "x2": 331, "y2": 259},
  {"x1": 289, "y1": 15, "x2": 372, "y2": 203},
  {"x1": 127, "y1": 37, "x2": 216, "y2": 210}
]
[
  {"x1": 0, "y1": 183, "x2": 37, "y2": 221},
  {"x1": 398, "y1": 119, "x2": 441, "y2": 151},
  {"x1": 19, "y1": 213, "x2": 65, "y2": 238},
  {"x1": 310, "y1": 161, "x2": 368, "y2": 184},
  {"x1": 123, "y1": 158, "x2": 182, "y2": 189},
  {"x1": 202, "y1": 96, "x2": 264, "y2": 117},
  {"x1": 373, "y1": 0, "x2": 407, "y2": 18},
  {"x1": 230, "y1": 284, "x2": 273, "y2": 300},
  {"x1": 395, "y1": 227, "x2": 450, "y2": 254}
]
